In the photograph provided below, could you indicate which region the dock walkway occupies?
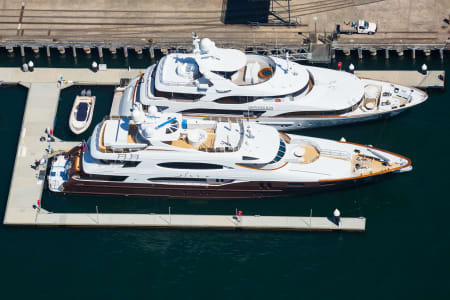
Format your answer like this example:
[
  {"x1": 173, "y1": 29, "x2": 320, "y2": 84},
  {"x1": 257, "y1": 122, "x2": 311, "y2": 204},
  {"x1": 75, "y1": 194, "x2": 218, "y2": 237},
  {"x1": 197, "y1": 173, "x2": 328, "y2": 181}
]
[
  {"x1": 3, "y1": 66, "x2": 366, "y2": 232},
  {"x1": 0, "y1": 67, "x2": 146, "y2": 86},
  {"x1": 355, "y1": 70, "x2": 445, "y2": 89},
  {"x1": 33, "y1": 212, "x2": 366, "y2": 232},
  {"x1": 3, "y1": 82, "x2": 78, "y2": 224}
]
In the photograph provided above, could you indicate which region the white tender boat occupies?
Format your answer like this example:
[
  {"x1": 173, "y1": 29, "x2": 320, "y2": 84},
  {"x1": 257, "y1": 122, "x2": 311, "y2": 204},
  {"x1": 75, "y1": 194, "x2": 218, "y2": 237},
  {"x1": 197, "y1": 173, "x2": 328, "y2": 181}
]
[
  {"x1": 69, "y1": 90, "x2": 96, "y2": 134},
  {"x1": 118, "y1": 35, "x2": 428, "y2": 130},
  {"x1": 50, "y1": 104, "x2": 412, "y2": 198},
  {"x1": 48, "y1": 155, "x2": 70, "y2": 192}
]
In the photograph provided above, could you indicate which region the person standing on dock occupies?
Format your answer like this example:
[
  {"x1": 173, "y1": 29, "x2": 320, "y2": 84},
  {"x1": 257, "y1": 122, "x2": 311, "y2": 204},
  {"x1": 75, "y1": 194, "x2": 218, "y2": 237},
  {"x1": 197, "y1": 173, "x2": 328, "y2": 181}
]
[{"x1": 333, "y1": 209, "x2": 341, "y2": 226}]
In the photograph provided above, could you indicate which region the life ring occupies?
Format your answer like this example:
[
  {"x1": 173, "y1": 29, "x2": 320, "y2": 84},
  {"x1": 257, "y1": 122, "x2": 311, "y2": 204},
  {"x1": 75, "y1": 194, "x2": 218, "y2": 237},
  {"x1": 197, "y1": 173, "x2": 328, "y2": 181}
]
[{"x1": 258, "y1": 67, "x2": 273, "y2": 79}]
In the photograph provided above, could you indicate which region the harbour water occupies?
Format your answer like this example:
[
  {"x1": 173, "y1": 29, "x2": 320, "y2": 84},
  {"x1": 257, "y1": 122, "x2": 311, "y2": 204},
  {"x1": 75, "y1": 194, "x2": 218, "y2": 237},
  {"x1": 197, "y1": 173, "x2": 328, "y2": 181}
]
[{"x1": 0, "y1": 48, "x2": 449, "y2": 299}]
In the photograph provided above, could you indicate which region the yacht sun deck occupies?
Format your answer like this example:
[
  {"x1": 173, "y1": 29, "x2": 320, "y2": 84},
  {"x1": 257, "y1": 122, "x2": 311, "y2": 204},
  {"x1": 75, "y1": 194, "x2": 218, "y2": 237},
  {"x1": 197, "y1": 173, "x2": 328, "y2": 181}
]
[{"x1": 97, "y1": 108, "x2": 247, "y2": 154}]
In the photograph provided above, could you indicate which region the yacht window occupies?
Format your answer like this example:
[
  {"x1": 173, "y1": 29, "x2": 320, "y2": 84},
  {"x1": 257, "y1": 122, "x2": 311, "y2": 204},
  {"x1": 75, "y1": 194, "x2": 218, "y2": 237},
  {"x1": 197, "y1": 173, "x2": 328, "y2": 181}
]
[
  {"x1": 275, "y1": 95, "x2": 364, "y2": 117},
  {"x1": 157, "y1": 162, "x2": 224, "y2": 169},
  {"x1": 122, "y1": 161, "x2": 141, "y2": 168},
  {"x1": 154, "y1": 89, "x2": 203, "y2": 101},
  {"x1": 181, "y1": 109, "x2": 265, "y2": 117},
  {"x1": 87, "y1": 174, "x2": 128, "y2": 181},
  {"x1": 148, "y1": 177, "x2": 208, "y2": 183},
  {"x1": 214, "y1": 96, "x2": 258, "y2": 104},
  {"x1": 269, "y1": 139, "x2": 286, "y2": 164},
  {"x1": 50, "y1": 171, "x2": 56, "y2": 176},
  {"x1": 242, "y1": 156, "x2": 258, "y2": 160}
]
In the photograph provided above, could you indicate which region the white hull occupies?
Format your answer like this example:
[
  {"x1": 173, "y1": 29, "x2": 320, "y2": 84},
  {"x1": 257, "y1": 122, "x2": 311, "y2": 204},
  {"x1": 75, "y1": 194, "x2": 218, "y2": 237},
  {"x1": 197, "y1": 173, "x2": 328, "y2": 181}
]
[{"x1": 69, "y1": 96, "x2": 96, "y2": 135}]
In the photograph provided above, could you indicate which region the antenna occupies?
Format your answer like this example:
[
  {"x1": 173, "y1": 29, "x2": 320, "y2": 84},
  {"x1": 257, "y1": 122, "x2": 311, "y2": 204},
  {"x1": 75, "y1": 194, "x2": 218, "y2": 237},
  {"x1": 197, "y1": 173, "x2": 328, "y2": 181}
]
[
  {"x1": 192, "y1": 32, "x2": 200, "y2": 54},
  {"x1": 285, "y1": 50, "x2": 290, "y2": 73}
]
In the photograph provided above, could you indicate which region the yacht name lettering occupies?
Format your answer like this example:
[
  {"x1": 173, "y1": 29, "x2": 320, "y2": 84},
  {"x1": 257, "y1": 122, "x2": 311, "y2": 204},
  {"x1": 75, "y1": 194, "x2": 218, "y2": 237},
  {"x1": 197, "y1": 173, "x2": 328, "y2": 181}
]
[
  {"x1": 248, "y1": 106, "x2": 273, "y2": 111},
  {"x1": 116, "y1": 153, "x2": 140, "y2": 160}
]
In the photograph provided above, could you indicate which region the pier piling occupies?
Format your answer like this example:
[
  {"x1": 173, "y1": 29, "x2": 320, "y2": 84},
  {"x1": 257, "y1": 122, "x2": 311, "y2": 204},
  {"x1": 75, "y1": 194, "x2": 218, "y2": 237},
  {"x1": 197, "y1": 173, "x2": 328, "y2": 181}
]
[
  {"x1": 72, "y1": 46, "x2": 77, "y2": 58},
  {"x1": 98, "y1": 47, "x2": 103, "y2": 58},
  {"x1": 440, "y1": 49, "x2": 444, "y2": 60},
  {"x1": 150, "y1": 46, "x2": 155, "y2": 59},
  {"x1": 46, "y1": 46, "x2": 50, "y2": 57},
  {"x1": 385, "y1": 49, "x2": 389, "y2": 59},
  {"x1": 412, "y1": 49, "x2": 416, "y2": 60},
  {"x1": 124, "y1": 47, "x2": 128, "y2": 58},
  {"x1": 57, "y1": 47, "x2": 65, "y2": 55},
  {"x1": 20, "y1": 46, "x2": 25, "y2": 57},
  {"x1": 358, "y1": 48, "x2": 363, "y2": 60}
]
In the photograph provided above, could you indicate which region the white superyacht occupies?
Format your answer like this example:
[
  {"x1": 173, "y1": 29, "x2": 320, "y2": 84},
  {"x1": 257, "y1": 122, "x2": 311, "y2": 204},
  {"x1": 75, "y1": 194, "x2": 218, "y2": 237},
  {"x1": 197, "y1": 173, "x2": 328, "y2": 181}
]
[
  {"x1": 118, "y1": 35, "x2": 428, "y2": 130},
  {"x1": 49, "y1": 104, "x2": 412, "y2": 198}
]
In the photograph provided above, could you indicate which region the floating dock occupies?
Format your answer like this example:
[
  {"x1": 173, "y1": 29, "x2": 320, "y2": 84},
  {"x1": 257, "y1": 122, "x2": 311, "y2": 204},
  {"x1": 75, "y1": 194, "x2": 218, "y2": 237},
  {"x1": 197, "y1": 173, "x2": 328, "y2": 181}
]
[
  {"x1": 0, "y1": 67, "x2": 145, "y2": 86},
  {"x1": 30, "y1": 211, "x2": 366, "y2": 232},
  {"x1": 1, "y1": 66, "x2": 366, "y2": 232},
  {"x1": 355, "y1": 70, "x2": 445, "y2": 89}
]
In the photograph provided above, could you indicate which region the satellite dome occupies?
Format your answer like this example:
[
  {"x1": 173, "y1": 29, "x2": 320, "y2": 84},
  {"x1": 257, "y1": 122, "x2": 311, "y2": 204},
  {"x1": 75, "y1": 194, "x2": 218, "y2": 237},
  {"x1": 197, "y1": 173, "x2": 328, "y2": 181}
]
[
  {"x1": 131, "y1": 107, "x2": 145, "y2": 124},
  {"x1": 148, "y1": 105, "x2": 158, "y2": 116},
  {"x1": 200, "y1": 38, "x2": 215, "y2": 54}
]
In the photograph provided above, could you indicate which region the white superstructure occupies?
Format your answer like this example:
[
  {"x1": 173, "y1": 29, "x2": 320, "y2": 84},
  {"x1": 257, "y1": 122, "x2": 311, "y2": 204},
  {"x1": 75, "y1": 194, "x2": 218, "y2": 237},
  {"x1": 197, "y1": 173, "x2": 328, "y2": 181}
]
[
  {"x1": 118, "y1": 35, "x2": 427, "y2": 131},
  {"x1": 49, "y1": 105, "x2": 412, "y2": 198}
]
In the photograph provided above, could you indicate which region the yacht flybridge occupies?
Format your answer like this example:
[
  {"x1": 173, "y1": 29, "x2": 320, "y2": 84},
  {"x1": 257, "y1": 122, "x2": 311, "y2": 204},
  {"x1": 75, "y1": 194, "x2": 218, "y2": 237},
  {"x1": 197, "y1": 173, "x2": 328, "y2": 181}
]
[
  {"x1": 49, "y1": 105, "x2": 412, "y2": 198},
  {"x1": 118, "y1": 35, "x2": 428, "y2": 130}
]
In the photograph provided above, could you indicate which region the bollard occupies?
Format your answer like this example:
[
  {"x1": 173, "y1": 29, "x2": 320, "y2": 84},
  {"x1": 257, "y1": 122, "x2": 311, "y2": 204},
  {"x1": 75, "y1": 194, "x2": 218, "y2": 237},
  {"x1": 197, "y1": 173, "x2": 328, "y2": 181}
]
[
  {"x1": 348, "y1": 63, "x2": 354, "y2": 74},
  {"x1": 28, "y1": 60, "x2": 34, "y2": 72},
  {"x1": 92, "y1": 61, "x2": 98, "y2": 72},
  {"x1": 421, "y1": 64, "x2": 427, "y2": 75},
  {"x1": 333, "y1": 208, "x2": 341, "y2": 226}
]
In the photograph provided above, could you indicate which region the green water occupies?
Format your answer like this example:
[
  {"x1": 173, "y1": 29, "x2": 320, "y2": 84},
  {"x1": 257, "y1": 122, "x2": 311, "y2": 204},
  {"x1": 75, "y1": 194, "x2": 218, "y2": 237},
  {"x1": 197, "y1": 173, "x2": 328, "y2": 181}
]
[{"x1": 1, "y1": 49, "x2": 449, "y2": 299}]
